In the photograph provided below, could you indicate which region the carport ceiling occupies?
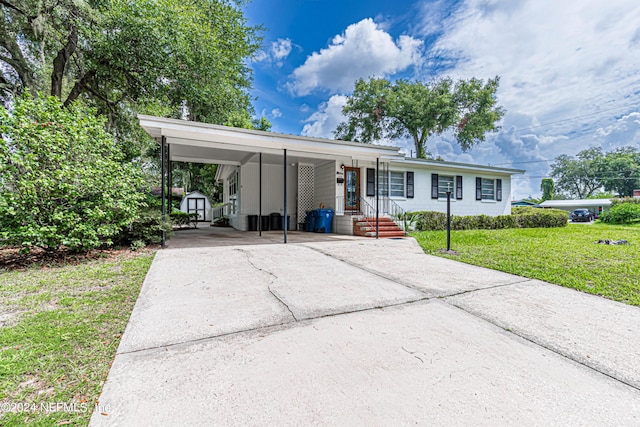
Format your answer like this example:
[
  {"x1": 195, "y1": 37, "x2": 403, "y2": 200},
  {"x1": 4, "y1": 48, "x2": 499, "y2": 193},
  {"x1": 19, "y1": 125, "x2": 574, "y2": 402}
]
[{"x1": 169, "y1": 143, "x2": 335, "y2": 167}]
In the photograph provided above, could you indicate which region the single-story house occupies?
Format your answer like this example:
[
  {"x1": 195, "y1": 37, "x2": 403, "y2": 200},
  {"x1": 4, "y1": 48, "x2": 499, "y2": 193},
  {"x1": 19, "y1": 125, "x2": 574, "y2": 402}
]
[
  {"x1": 138, "y1": 115, "x2": 523, "y2": 240},
  {"x1": 538, "y1": 199, "x2": 612, "y2": 215},
  {"x1": 511, "y1": 199, "x2": 538, "y2": 207},
  {"x1": 179, "y1": 190, "x2": 212, "y2": 222}
]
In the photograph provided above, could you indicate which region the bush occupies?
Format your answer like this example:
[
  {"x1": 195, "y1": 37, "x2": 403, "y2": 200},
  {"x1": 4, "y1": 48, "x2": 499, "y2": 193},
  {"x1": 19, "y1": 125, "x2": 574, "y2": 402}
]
[
  {"x1": 413, "y1": 211, "x2": 447, "y2": 231},
  {"x1": 513, "y1": 207, "x2": 568, "y2": 228},
  {"x1": 0, "y1": 92, "x2": 145, "y2": 252},
  {"x1": 170, "y1": 211, "x2": 199, "y2": 227},
  {"x1": 114, "y1": 196, "x2": 173, "y2": 247},
  {"x1": 600, "y1": 203, "x2": 640, "y2": 224},
  {"x1": 412, "y1": 207, "x2": 567, "y2": 231}
]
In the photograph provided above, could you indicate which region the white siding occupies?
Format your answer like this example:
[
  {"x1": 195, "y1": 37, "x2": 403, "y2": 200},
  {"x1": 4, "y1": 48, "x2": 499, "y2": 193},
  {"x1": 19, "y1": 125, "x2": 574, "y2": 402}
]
[
  {"x1": 313, "y1": 161, "x2": 336, "y2": 211},
  {"x1": 395, "y1": 168, "x2": 512, "y2": 216},
  {"x1": 234, "y1": 162, "x2": 297, "y2": 231},
  {"x1": 179, "y1": 191, "x2": 212, "y2": 221}
]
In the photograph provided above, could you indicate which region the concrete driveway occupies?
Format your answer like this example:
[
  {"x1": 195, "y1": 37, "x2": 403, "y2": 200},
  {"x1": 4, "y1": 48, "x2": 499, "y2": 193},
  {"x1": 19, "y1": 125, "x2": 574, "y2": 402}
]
[{"x1": 91, "y1": 237, "x2": 640, "y2": 426}]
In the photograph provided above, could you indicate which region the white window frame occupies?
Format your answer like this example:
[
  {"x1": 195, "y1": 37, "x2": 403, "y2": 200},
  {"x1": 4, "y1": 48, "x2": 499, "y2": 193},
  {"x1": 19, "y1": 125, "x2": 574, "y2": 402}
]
[
  {"x1": 437, "y1": 175, "x2": 455, "y2": 199},
  {"x1": 481, "y1": 178, "x2": 495, "y2": 201},
  {"x1": 378, "y1": 171, "x2": 405, "y2": 198},
  {"x1": 228, "y1": 171, "x2": 238, "y2": 215},
  {"x1": 389, "y1": 171, "x2": 405, "y2": 198}
]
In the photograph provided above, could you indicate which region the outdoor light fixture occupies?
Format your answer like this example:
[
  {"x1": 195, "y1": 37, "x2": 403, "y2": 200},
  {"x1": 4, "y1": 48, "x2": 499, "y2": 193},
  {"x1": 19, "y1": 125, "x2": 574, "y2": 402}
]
[{"x1": 340, "y1": 163, "x2": 344, "y2": 169}]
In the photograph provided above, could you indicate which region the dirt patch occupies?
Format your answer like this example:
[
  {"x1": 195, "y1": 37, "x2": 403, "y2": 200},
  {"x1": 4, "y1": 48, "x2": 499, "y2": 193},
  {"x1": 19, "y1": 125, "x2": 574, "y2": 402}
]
[{"x1": 0, "y1": 246, "x2": 158, "y2": 271}]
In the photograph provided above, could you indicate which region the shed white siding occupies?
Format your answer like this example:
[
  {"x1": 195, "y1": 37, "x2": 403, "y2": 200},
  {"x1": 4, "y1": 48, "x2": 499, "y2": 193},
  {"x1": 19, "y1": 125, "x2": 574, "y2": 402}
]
[{"x1": 179, "y1": 191, "x2": 212, "y2": 221}]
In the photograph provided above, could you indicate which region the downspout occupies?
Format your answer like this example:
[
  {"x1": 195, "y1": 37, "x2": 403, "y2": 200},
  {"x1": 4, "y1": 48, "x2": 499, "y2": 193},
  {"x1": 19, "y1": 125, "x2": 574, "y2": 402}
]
[
  {"x1": 161, "y1": 136, "x2": 166, "y2": 248},
  {"x1": 284, "y1": 149, "x2": 288, "y2": 244},
  {"x1": 167, "y1": 143, "x2": 171, "y2": 218},
  {"x1": 376, "y1": 157, "x2": 379, "y2": 239},
  {"x1": 259, "y1": 153, "x2": 262, "y2": 236}
]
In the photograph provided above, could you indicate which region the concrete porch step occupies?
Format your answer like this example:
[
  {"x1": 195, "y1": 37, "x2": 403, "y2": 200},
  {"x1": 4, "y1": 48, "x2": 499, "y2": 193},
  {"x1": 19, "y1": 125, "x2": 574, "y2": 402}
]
[{"x1": 362, "y1": 230, "x2": 406, "y2": 238}]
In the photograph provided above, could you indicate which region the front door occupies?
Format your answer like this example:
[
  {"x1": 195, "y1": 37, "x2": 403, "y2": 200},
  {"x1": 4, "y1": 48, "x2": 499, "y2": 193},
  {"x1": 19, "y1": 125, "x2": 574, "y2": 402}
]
[{"x1": 344, "y1": 167, "x2": 360, "y2": 212}]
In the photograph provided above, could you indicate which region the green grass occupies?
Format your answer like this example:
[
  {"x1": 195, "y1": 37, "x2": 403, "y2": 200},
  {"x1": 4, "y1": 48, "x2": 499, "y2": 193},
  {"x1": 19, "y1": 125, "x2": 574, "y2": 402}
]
[
  {"x1": 0, "y1": 250, "x2": 155, "y2": 426},
  {"x1": 412, "y1": 222, "x2": 640, "y2": 305}
]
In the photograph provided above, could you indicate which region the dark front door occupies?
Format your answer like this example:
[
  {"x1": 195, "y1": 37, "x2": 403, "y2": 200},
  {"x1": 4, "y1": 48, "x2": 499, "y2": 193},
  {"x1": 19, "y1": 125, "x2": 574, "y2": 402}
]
[
  {"x1": 344, "y1": 167, "x2": 360, "y2": 212},
  {"x1": 187, "y1": 198, "x2": 206, "y2": 220}
]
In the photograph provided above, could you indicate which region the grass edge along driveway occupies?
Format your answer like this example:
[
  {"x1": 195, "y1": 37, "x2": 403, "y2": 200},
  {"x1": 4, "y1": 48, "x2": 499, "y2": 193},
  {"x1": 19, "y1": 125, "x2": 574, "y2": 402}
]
[
  {"x1": 413, "y1": 223, "x2": 640, "y2": 306},
  {"x1": 0, "y1": 250, "x2": 155, "y2": 426}
]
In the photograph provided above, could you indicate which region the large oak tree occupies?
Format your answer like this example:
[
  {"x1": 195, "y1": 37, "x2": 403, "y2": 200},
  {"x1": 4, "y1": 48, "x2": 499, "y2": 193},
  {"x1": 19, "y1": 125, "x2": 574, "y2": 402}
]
[
  {"x1": 335, "y1": 76, "x2": 505, "y2": 158},
  {"x1": 0, "y1": 0, "x2": 260, "y2": 132}
]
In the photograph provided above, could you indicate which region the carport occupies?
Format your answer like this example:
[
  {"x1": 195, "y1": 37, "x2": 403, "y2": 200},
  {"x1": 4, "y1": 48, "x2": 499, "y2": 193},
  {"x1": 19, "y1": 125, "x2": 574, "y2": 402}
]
[{"x1": 137, "y1": 115, "x2": 403, "y2": 246}]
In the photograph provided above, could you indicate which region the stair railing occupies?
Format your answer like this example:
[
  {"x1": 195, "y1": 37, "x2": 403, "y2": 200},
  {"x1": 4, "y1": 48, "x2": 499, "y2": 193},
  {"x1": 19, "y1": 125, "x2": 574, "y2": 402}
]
[
  {"x1": 357, "y1": 196, "x2": 377, "y2": 231},
  {"x1": 211, "y1": 202, "x2": 232, "y2": 221}
]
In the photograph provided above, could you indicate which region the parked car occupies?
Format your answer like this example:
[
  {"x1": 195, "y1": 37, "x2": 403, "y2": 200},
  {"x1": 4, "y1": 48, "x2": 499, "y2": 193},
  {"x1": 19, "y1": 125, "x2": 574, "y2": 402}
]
[{"x1": 571, "y1": 208, "x2": 595, "y2": 222}]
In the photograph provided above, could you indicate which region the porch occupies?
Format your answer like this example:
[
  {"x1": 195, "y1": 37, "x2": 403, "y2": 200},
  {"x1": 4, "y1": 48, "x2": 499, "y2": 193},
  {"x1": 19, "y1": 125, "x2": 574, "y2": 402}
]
[{"x1": 138, "y1": 115, "x2": 405, "y2": 244}]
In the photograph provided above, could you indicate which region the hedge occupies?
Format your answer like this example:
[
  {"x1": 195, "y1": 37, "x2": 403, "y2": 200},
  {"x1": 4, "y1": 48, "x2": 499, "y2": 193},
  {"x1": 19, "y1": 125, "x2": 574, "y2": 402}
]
[{"x1": 411, "y1": 207, "x2": 568, "y2": 231}]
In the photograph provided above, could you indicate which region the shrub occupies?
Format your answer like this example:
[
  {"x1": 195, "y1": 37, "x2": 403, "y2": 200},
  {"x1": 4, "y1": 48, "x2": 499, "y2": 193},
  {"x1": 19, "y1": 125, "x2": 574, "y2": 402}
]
[
  {"x1": 0, "y1": 92, "x2": 144, "y2": 252},
  {"x1": 600, "y1": 203, "x2": 640, "y2": 224},
  {"x1": 413, "y1": 211, "x2": 447, "y2": 231},
  {"x1": 513, "y1": 207, "x2": 568, "y2": 228},
  {"x1": 115, "y1": 197, "x2": 173, "y2": 246},
  {"x1": 170, "y1": 211, "x2": 199, "y2": 227},
  {"x1": 411, "y1": 207, "x2": 567, "y2": 231}
]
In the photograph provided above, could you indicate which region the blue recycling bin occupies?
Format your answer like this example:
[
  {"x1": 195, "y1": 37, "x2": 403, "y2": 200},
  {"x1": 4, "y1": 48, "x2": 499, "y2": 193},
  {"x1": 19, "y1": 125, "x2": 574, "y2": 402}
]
[
  {"x1": 314, "y1": 209, "x2": 334, "y2": 233},
  {"x1": 304, "y1": 211, "x2": 316, "y2": 232}
]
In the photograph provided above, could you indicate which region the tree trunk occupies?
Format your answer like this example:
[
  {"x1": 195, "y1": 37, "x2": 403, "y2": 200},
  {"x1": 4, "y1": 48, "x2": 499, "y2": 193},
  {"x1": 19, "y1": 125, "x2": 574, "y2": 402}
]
[
  {"x1": 51, "y1": 27, "x2": 78, "y2": 100},
  {"x1": 63, "y1": 70, "x2": 96, "y2": 107}
]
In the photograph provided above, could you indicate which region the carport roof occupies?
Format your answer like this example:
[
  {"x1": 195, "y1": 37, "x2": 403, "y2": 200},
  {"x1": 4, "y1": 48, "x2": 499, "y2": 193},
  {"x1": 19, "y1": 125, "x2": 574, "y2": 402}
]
[
  {"x1": 539, "y1": 199, "x2": 612, "y2": 208},
  {"x1": 138, "y1": 115, "x2": 403, "y2": 165}
]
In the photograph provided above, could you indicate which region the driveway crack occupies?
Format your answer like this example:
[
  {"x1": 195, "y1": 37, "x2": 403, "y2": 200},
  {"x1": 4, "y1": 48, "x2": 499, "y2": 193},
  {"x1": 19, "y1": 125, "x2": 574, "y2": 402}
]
[{"x1": 235, "y1": 249, "x2": 298, "y2": 322}]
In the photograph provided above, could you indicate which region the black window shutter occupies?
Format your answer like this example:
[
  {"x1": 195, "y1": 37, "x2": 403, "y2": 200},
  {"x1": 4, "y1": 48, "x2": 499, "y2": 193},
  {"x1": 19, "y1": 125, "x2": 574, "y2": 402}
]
[
  {"x1": 456, "y1": 175, "x2": 463, "y2": 200},
  {"x1": 431, "y1": 174, "x2": 439, "y2": 199},
  {"x1": 406, "y1": 172, "x2": 414, "y2": 198},
  {"x1": 366, "y1": 168, "x2": 375, "y2": 196},
  {"x1": 476, "y1": 177, "x2": 482, "y2": 200},
  {"x1": 496, "y1": 178, "x2": 503, "y2": 201}
]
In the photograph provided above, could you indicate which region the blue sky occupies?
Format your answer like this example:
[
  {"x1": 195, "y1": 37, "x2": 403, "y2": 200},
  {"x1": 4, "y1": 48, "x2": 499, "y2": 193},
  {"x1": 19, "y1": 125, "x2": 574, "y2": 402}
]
[{"x1": 243, "y1": 0, "x2": 640, "y2": 199}]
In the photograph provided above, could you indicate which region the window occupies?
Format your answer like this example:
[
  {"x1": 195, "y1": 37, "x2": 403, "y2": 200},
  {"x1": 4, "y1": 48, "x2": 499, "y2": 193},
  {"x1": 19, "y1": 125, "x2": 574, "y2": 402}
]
[
  {"x1": 481, "y1": 178, "x2": 495, "y2": 200},
  {"x1": 389, "y1": 171, "x2": 405, "y2": 197},
  {"x1": 368, "y1": 169, "x2": 410, "y2": 198},
  {"x1": 228, "y1": 171, "x2": 238, "y2": 214},
  {"x1": 476, "y1": 177, "x2": 502, "y2": 201},
  {"x1": 378, "y1": 172, "x2": 388, "y2": 196},
  {"x1": 437, "y1": 175, "x2": 454, "y2": 198},
  {"x1": 432, "y1": 174, "x2": 462, "y2": 199}
]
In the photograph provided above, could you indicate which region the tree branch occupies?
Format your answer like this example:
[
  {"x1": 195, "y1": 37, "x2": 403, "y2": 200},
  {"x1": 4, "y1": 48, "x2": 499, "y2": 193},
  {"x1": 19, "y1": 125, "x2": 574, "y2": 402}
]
[
  {"x1": 63, "y1": 69, "x2": 95, "y2": 106},
  {"x1": 51, "y1": 26, "x2": 78, "y2": 99}
]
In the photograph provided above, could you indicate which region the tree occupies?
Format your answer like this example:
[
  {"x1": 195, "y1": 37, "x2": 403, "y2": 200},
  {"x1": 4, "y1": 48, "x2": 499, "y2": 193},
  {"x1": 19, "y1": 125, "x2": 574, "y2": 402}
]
[
  {"x1": 0, "y1": 92, "x2": 144, "y2": 251},
  {"x1": 540, "y1": 178, "x2": 555, "y2": 201},
  {"x1": 335, "y1": 76, "x2": 505, "y2": 158},
  {"x1": 600, "y1": 147, "x2": 640, "y2": 197},
  {"x1": 550, "y1": 148, "x2": 604, "y2": 199},
  {"x1": 0, "y1": 0, "x2": 260, "y2": 136}
]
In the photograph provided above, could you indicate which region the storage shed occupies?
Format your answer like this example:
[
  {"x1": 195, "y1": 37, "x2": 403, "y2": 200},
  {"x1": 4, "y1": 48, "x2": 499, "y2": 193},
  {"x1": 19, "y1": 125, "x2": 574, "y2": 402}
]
[{"x1": 179, "y1": 191, "x2": 212, "y2": 222}]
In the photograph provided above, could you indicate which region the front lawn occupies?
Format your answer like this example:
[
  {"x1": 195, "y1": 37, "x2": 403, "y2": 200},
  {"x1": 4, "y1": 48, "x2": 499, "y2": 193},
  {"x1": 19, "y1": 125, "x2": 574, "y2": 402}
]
[
  {"x1": 0, "y1": 249, "x2": 155, "y2": 426},
  {"x1": 412, "y1": 223, "x2": 640, "y2": 305}
]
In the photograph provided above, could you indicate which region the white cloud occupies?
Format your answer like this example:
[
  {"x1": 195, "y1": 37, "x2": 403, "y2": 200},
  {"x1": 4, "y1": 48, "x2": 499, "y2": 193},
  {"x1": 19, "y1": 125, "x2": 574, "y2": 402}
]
[
  {"x1": 427, "y1": 0, "x2": 640, "y2": 129},
  {"x1": 271, "y1": 38, "x2": 293, "y2": 67},
  {"x1": 288, "y1": 18, "x2": 423, "y2": 96},
  {"x1": 594, "y1": 112, "x2": 640, "y2": 151},
  {"x1": 253, "y1": 38, "x2": 293, "y2": 67},
  {"x1": 271, "y1": 108, "x2": 282, "y2": 118},
  {"x1": 253, "y1": 50, "x2": 269, "y2": 62},
  {"x1": 421, "y1": 0, "x2": 640, "y2": 198},
  {"x1": 301, "y1": 95, "x2": 348, "y2": 138}
]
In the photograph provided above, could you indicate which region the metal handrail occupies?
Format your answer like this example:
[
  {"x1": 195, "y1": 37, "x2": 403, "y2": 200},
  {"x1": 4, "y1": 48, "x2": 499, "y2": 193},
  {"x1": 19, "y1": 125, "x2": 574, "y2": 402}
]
[
  {"x1": 381, "y1": 196, "x2": 406, "y2": 221},
  {"x1": 211, "y1": 202, "x2": 232, "y2": 220},
  {"x1": 357, "y1": 196, "x2": 378, "y2": 230}
]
